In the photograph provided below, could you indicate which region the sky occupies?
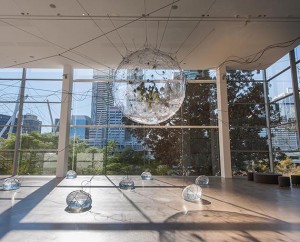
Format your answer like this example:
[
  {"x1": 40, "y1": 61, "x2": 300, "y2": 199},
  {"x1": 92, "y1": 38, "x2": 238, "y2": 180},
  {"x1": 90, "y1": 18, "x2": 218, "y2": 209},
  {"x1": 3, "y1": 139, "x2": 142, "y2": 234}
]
[{"x1": 0, "y1": 57, "x2": 297, "y2": 134}]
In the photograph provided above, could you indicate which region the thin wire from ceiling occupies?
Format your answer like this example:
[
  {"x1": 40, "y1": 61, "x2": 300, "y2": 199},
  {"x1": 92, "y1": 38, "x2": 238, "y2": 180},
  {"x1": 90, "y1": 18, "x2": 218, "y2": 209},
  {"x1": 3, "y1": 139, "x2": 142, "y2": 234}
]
[
  {"x1": 75, "y1": 0, "x2": 124, "y2": 58},
  {"x1": 174, "y1": 0, "x2": 217, "y2": 55},
  {"x1": 1, "y1": 0, "x2": 181, "y2": 70},
  {"x1": 107, "y1": 14, "x2": 129, "y2": 54},
  {"x1": 143, "y1": 0, "x2": 149, "y2": 46},
  {"x1": 158, "y1": 0, "x2": 175, "y2": 50},
  {"x1": 58, "y1": 0, "x2": 181, "y2": 56}
]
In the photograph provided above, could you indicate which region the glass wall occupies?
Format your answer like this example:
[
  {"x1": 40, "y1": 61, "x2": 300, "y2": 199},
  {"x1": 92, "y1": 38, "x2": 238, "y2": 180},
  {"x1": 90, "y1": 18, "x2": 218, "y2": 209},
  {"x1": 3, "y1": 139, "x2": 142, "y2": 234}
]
[
  {"x1": 0, "y1": 69, "x2": 62, "y2": 175},
  {"x1": 268, "y1": 51, "x2": 300, "y2": 164},
  {"x1": 69, "y1": 70, "x2": 220, "y2": 176},
  {"x1": 227, "y1": 70, "x2": 269, "y2": 175}
]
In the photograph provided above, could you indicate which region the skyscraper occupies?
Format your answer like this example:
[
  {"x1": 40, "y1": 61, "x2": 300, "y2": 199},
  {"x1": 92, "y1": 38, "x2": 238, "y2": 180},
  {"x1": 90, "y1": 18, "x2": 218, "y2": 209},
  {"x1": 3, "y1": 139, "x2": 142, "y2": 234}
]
[
  {"x1": 0, "y1": 114, "x2": 17, "y2": 138},
  {"x1": 89, "y1": 71, "x2": 143, "y2": 150},
  {"x1": 70, "y1": 115, "x2": 91, "y2": 140},
  {"x1": 89, "y1": 81, "x2": 113, "y2": 147}
]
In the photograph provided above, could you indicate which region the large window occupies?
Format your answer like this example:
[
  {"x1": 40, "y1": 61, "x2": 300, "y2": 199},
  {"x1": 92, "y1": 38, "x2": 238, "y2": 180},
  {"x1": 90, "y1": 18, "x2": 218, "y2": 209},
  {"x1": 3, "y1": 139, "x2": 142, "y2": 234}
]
[
  {"x1": 69, "y1": 70, "x2": 220, "y2": 176},
  {"x1": 268, "y1": 51, "x2": 300, "y2": 164},
  {"x1": 227, "y1": 70, "x2": 269, "y2": 174},
  {"x1": 0, "y1": 69, "x2": 62, "y2": 175}
]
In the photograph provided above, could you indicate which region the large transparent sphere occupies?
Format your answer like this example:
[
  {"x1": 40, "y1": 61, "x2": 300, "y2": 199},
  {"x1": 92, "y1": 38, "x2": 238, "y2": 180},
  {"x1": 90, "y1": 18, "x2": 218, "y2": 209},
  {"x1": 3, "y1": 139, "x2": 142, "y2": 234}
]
[
  {"x1": 2, "y1": 177, "x2": 21, "y2": 191},
  {"x1": 182, "y1": 184, "x2": 202, "y2": 202},
  {"x1": 66, "y1": 190, "x2": 92, "y2": 213},
  {"x1": 113, "y1": 47, "x2": 186, "y2": 124},
  {"x1": 66, "y1": 170, "x2": 77, "y2": 179},
  {"x1": 195, "y1": 175, "x2": 209, "y2": 185},
  {"x1": 119, "y1": 177, "x2": 135, "y2": 190},
  {"x1": 141, "y1": 171, "x2": 153, "y2": 180}
]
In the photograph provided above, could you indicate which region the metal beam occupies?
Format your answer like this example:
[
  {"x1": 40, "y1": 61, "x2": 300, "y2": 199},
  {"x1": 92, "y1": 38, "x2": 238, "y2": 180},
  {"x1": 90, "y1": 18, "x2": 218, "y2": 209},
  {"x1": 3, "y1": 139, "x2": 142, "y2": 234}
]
[
  {"x1": 289, "y1": 50, "x2": 300, "y2": 152},
  {"x1": 12, "y1": 68, "x2": 26, "y2": 176}
]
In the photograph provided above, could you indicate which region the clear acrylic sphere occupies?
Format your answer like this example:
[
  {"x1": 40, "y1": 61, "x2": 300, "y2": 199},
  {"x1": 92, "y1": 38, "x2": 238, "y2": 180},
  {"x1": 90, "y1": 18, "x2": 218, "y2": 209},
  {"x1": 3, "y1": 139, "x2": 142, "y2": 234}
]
[
  {"x1": 113, "y1": 47, "x2": 186, "y2": 124},
  {"x1": 195, "y1": 175, "x2": 209, "y2": 185},
  {"x1": 141, "y1": 171, "x2": 153, "y2": 180},
  {"x1": 2, "y1": 177, "x2": 21, "y2": 191},
  {"x1": 66, "y1": 190, "x2": 92, "y2": 213},
  {"x1": 66, "y1": 170, "x2": 77, "y2": 179},
  {"x1": 119, "y1": 177, "x2": 135, "y2": 190},
  {"x1": 182, "y1": 184, "x2": 202, "y2": 202}
]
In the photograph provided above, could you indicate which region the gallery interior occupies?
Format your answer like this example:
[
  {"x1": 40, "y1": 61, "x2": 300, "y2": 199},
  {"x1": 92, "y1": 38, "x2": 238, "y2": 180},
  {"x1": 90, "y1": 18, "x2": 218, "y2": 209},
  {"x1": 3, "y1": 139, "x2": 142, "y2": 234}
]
[{"x1": 0, "y1": 0, "x2": 300, "y2": 241}]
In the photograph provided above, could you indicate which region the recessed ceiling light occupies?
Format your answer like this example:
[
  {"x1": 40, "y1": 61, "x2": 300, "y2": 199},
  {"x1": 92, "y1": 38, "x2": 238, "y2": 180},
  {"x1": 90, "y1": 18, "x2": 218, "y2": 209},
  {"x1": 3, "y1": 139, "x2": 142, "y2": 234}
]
[
  {"x1": 82, "y1": 13, "x2": 85, "y2": 16},
  {"x1": 49, "y1": 3, "x2": 56, "y2": 8}
]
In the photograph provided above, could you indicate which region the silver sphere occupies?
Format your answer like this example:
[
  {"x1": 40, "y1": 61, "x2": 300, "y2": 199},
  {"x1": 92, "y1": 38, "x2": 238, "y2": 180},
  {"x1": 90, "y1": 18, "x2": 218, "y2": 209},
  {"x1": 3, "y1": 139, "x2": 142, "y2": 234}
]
[
  {"x1": 141, "y1": 171, "x2": 153, "y2": 180},
  {"x1": 66, "y1": 170, "x2": 77, "y2": 179},
  {"x1": 182, "y1": 184, "x2": 202, "y2": 202},
  {"x1": 66, "y1": 190, "x2": 92, "y2": 213},
  {"x1": 119, "y1": 177, "x2": 135, "y2": 190},
  {"x1": 195, "y1": 175, "x2": 209, "y2": 185},
  {"x1": 2, "y1": 177, "x2": 21, "y2": 191}
]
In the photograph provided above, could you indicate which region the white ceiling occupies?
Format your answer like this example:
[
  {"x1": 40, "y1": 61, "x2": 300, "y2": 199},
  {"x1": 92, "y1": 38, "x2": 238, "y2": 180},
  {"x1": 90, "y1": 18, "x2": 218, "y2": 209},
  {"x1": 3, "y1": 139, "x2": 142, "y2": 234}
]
[{"x1": 0, "y1": 0, "x2": 300, "y2": 70}]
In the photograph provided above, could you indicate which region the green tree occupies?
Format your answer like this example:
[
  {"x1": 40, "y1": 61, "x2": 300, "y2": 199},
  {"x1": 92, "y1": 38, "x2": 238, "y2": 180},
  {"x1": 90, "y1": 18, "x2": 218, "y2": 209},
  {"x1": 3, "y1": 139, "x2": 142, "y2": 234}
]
[
  {"x1": 0, "y1": 132, "x2": 58, "y2": 175},
  {"x1": 124, "y1": 70, "x2": 269, "y2": 175}
]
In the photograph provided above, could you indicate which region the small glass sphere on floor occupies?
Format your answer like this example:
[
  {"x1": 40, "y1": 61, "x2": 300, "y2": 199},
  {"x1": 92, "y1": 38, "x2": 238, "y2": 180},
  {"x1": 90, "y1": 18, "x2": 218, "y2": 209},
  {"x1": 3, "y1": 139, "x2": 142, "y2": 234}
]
[
  {"x1": 182, "y1": 184, "x2": 202, "y2": 202},
  {"x1": 195, "y1": 175, "x2": 209, "y2": 185},
  {"x1": 141, "y1": 171, "x2": 153, "y2": 180},
  {"x1": 113, "y1": 47, "x2": 186, "y2": 124},
  {"x1": 66, "y1": 170, "x2": 77, "y2": 179},
  {"x1": 119, "y1": 177, "x2": 135, "y2": 190},
  {"x1": 65, "y1": 190, "x2": 92, "y2": 213},
  {"x1": 2, "y1": 177, "x2": 21, "y2": 191}
]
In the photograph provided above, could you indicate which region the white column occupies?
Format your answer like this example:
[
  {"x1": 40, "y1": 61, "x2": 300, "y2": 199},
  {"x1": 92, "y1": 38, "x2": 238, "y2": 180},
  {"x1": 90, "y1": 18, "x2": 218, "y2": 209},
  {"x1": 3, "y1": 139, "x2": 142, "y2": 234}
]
[
  {"x1": 216, "y1": 66, "x2": 232, "y2": 178},
  {"x1": 56, "y1": 65, "x2": 73, "y2": 177}
]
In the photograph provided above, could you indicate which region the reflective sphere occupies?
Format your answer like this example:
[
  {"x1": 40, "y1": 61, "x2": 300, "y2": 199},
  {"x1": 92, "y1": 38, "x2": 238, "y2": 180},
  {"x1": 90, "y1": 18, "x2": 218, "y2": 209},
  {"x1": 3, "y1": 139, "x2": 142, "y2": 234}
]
[
  {"x1": 66, "y1": 170, "x2": 77, "y2": 179},
  {"x1": 2, "y1": 177, "x2": 21, "y2": 191},
  {"x1": 195, "y1": 175, "x2": 209, "y2": 185},
  {"x1": 113, "y1": 47, "x2": 186, "y2": 124},
  {"x1": 119, "y1": 177, "x2": 135, "y2": 190},
  {"x1": 182, "y1": 184, "x2": 202, "y2": 202},
  {"x1": 66, "y1": 190, "x2": 92, "y2": 213},
  {"x1": 141, "y1": 171, "x2": 153, "y2": 180}
]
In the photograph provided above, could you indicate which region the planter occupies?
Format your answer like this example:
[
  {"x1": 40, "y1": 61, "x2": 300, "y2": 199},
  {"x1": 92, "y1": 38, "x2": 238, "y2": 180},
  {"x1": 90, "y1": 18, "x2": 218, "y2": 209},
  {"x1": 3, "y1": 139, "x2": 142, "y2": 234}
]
[
  {"x1": 291, "y1": 175, "x2": 300, "y2": 186},
  {"x1": 278, "y1": 176, "x2": 290, "y2": 187},
  {"x1": 247, "y1": 172, "x2": 254, "y2": 181},
  {"x1": 253, "y1": 173, "x2": 282, "y2": 184}
]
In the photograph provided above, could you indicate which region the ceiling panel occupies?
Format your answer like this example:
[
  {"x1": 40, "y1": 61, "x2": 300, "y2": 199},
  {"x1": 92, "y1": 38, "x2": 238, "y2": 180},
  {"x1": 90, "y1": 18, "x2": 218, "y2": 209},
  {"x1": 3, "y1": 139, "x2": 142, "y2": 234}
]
[{"x1": 0, "y1": 0, "x2": 300, "y2": 70}]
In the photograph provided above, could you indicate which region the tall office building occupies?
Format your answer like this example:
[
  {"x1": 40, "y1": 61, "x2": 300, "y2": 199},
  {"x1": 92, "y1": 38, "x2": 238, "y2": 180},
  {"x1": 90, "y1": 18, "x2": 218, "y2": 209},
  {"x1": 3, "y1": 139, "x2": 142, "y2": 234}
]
[
  {"x1": 70, "y1": 115, "x2": 91, "y2": 140},
  {"x1": 0, "y1": 114, "x2": 17, "y2": 138},
  {"x1": 89, "y1": 70, "x2": 143, "y2": 150},
  {"x1": 88, "y1": 81, "x2": 113, "y2": 147},
  {"x1": 22, "y1": 114, "x2": 42, "y2": 134}
]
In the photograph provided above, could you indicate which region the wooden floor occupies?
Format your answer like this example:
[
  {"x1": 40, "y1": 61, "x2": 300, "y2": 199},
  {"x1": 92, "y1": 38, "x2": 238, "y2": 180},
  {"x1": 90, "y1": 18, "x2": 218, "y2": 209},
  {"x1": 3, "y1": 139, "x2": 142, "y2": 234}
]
[{"x1": 0, "y1": 176, "x2": 299, "y2": 242}]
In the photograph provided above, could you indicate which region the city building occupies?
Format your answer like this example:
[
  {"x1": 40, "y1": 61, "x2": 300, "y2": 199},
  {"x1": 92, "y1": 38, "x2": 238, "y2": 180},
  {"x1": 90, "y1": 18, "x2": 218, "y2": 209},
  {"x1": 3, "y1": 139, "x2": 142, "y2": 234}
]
[
  {"x1": 70, "y1": 115, "x2": 91, "y2": 140},
  {"x1": 0, "y1": 114, "x2": 17, "y2": 138},
  {"x1": 22, "y1": 114, "x2": 42, "y2": 134},
  {"x1": 89, "y1": 79, "x2": 143, "y2": 151}
]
